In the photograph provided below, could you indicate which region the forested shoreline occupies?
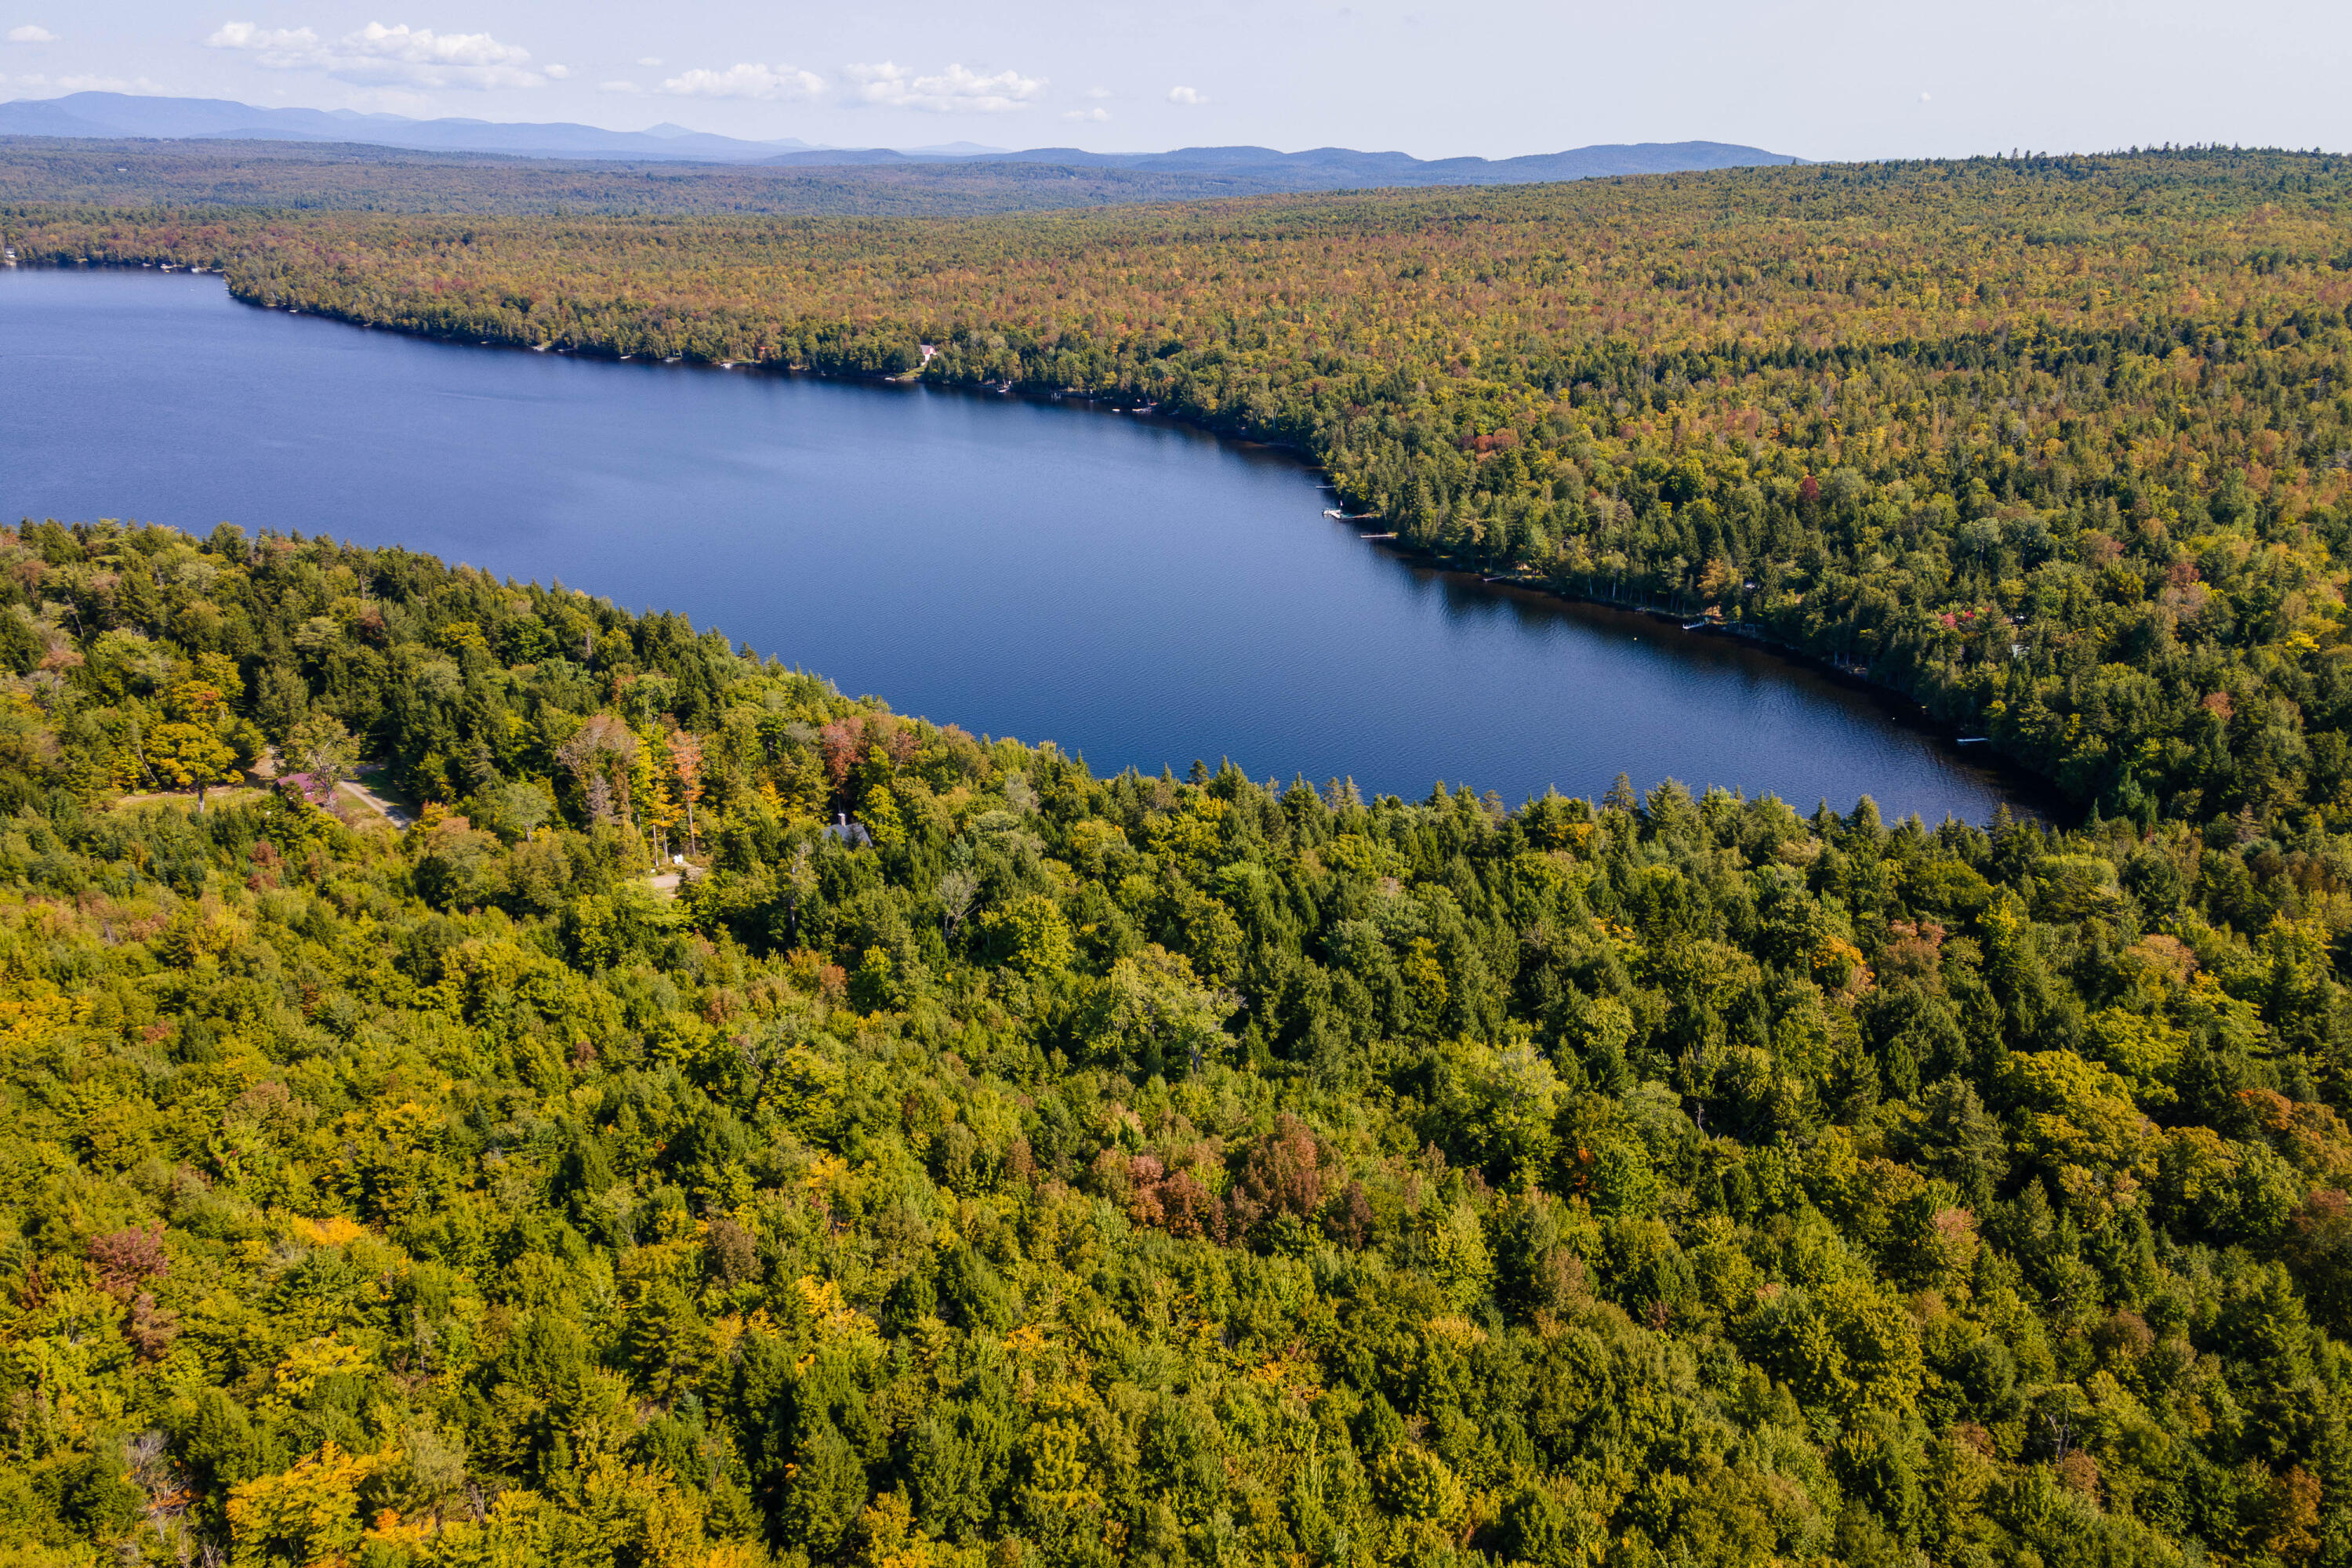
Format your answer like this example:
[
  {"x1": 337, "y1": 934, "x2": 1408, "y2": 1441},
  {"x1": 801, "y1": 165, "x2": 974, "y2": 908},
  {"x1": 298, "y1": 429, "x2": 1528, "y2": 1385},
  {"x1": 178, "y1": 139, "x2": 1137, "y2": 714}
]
[
  {"x1": 0, "y1": 521, "x2": 2350, "y2": 1568},
  {"x1": 8, "y1": 147, "x2": 2352, "y2": 1568},
  {"x1": 8, "y1": 148, "x2": 2352, "y2": 824}
]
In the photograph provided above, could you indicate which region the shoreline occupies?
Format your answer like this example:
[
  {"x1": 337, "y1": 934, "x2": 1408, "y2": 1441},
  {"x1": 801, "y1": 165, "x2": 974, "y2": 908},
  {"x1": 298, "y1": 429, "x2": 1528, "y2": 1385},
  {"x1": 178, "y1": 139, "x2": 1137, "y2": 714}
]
[
  {"x1": 1356, "y1": 536, "x2": 2068, "y2": 822},
  {"x1": 12, "y1": 258, "x2": 2063, "y2": 822}
]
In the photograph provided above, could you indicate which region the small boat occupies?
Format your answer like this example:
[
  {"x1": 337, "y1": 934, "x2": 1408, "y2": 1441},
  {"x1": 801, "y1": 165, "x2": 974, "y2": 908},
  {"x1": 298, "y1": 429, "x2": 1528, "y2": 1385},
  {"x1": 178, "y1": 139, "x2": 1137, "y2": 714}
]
[
  {"x1": 1682, "y1": 621, "x2": 1711, "y2": 631},
  {"x1": 1358, "y1": 532, "x2": 1397, "y2": 541},
  {"x1": 1955, "y1": 736, "x2": 1991, "y2": 745}
]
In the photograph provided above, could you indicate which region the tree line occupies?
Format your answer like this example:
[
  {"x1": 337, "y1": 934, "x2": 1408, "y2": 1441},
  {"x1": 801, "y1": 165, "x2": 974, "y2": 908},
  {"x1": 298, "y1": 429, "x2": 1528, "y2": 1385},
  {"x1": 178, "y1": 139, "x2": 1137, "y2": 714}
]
[
  {"x1": 0, "y1": 521, "x2": 2350, "y2": 1567},
  {"x1": 0, "y1": 140, "x2": 1290, "y2": 220},
  {"x1": 9, "y1": 148, "x2": 2352, "y2": 823}
]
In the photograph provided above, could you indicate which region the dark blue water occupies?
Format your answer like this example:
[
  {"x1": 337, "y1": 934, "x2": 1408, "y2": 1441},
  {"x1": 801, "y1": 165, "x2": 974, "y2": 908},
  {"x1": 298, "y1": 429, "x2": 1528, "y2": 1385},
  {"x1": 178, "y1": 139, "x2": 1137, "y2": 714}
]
[{"x1": 1, "y1": 266, "x2": 2037, "y2": 820}]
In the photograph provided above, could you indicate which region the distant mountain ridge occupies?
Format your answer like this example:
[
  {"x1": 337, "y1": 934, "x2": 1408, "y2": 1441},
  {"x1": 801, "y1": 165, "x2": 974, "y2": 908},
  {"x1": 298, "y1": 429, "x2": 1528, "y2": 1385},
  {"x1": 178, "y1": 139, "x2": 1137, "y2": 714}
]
[
  {"x1": 0, "y1": 92, "x2": 822, "y2": 161},
  {"x1": 0, "y1": 93, "x2": 1798, "y2": 186},
  {"x1": 766, "y1": 140, "x2": 1803, "y2": 187}
]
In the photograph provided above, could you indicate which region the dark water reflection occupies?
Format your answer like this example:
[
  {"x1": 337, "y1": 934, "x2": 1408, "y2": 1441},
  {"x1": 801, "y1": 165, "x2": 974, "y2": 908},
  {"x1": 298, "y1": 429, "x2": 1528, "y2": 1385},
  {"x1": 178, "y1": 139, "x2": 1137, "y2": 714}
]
[{"x1": 1, "y1": 267, "x2": 2047, "y2": 822}]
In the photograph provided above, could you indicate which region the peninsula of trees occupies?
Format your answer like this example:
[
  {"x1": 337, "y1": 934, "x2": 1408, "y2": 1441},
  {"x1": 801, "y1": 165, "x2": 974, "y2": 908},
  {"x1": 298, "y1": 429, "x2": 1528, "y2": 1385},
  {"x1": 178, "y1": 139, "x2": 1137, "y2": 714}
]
[{"x1": 0, "y1": 521, "x2": 2346, "y2": 1568}]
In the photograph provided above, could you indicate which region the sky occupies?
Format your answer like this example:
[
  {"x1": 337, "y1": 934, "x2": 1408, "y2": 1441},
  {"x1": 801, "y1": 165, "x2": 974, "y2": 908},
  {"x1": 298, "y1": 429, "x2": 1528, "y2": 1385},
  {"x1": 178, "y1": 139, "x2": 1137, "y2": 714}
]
[{"x1": 2, "y1": 0, "x2": 2347, "y2": 162}]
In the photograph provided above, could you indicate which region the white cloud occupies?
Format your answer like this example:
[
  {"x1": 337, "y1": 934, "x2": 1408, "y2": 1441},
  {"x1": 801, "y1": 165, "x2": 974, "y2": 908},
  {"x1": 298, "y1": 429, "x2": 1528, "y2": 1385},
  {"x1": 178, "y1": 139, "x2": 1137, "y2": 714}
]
[
  {"x1": 637, "y1": 56, "x2": 661, "y2": 67},
  {"x1": 1063, "y1": 106, "x2": 1107, "y2": 122},
  {"x1": 543, "y1": 62, "x2": 566, "y2": 78},
  {"x1": 207, "y1": 19, "x2": 547, "y2": 90},
  {"x1": 848, "y1": 60, "x2": 1045, "y2": 114},
  {"x1": 598, "y1": 78, "x2": 641, "y2": 94},
  {"x1": 205, "y1": 21, "x2": 317, "y2": 60},
  {"x1": 6, "y1": 24, "x2": 56, "y2": 43},
  {"x1": 1083, "y1": 85, "x2": 1110, "y2": 99},
  {"x1": 1167, "y1": 84, "x2": 1206, "y2": 105},
  {"x1": 655, "y1": 61, "x2": 822, "y2": 100}
]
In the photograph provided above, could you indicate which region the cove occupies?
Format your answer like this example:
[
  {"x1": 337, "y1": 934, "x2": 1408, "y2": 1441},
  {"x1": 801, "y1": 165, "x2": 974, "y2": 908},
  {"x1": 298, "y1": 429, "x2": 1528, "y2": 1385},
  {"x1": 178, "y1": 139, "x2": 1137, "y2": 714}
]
[{"x1": 2, "y1": 266, "x2": 2041, "y2": 822}]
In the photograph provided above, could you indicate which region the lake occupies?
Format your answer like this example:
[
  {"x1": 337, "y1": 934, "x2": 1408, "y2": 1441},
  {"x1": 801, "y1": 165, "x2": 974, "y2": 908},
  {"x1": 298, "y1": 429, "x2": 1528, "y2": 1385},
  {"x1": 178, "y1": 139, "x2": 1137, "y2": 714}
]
[{"x1": 1, "y1": 266, "x2": 2041, "y2": 822}]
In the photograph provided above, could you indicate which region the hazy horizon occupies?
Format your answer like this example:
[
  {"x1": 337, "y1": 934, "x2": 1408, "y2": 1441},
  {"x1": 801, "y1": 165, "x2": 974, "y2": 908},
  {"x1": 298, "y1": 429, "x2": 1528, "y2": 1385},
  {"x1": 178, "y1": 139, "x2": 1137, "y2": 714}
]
[{"x1": 1, "y1": 0, "x2": 2346, "y2": 165}]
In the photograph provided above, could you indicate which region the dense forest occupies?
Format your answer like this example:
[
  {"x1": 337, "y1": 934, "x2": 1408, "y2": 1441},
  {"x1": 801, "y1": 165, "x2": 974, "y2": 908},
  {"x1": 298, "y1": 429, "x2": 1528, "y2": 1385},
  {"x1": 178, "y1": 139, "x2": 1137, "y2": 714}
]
[
  {"x1": 8, "y1": 149, "x2": 2352, "y2": 823},
  {"x1": 9, "y1": 148, "x2": 2352, "y2": 1568},
  {"x1": 1, "y1": 521, "x2": 2351, "y2": 1568}
]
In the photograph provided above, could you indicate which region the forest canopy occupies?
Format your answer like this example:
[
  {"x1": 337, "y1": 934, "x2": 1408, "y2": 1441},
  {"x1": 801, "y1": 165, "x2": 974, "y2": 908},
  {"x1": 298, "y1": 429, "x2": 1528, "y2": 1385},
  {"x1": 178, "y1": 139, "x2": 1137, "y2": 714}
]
[
  {"x1": 0, "y1": 518, "x2": 2347, "y2": 1568},
  {"x1": 9, "y1": 147, "x2": 2352, "y2": 824},
  {"x1": 5, "y1": 147, "x2": 2352, "y2": 1568}
]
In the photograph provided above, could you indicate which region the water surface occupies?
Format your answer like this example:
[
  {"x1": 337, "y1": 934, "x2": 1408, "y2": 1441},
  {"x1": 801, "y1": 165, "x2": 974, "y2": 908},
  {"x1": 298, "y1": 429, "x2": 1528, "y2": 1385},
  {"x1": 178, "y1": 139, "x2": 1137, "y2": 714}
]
[{"x1": 1, "y1": 267, "x2": 2038, "y2": 821}]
